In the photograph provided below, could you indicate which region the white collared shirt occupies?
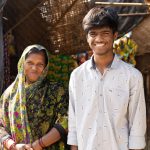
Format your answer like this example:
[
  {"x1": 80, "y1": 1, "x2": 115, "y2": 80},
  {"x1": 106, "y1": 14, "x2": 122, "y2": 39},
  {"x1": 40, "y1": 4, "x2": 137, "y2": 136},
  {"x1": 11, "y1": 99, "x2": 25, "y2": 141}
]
[{"x1": 67, "y1": 55, "x2": 146, "y2": 150}]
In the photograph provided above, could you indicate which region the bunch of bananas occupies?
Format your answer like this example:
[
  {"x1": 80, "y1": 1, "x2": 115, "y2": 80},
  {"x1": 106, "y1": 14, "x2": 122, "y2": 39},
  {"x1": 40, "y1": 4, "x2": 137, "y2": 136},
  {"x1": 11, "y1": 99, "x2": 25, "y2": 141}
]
[{"x1": 114, "y1": 37, "x2": 138, "y2": 66}]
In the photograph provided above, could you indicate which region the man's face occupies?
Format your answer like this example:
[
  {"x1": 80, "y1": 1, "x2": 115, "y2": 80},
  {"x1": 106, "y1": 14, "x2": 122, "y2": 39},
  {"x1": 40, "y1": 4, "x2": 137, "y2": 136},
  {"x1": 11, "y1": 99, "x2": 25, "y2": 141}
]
[
  {"x1": 24, "y1": 53, "x2": 46, "y2": 84},
  {"x1": 87, "y1": 27, "x2": 118, "y2": 56}
]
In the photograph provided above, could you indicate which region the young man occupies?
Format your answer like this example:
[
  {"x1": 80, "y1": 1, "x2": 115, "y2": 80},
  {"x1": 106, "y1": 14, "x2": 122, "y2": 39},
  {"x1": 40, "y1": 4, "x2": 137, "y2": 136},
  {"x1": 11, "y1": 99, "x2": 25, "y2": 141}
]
[{"x1": 67, "y1": 7, "x2": 146, "y2": 150}]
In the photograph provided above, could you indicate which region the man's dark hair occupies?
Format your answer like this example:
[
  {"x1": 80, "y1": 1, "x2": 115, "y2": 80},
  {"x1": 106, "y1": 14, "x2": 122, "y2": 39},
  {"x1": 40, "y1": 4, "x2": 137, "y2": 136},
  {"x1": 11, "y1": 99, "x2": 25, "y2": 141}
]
[
  {"x1": 25, "y1": 47, "x2": 48, "y2": 65},
  {"x1": 82, "y1": 7, "x2": 118, "y2": 34}
]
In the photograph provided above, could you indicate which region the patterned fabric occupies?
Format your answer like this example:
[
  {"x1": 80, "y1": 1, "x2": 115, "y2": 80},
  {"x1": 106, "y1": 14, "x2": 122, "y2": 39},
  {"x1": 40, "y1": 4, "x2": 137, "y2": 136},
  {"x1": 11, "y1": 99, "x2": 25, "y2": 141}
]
[{"x1": 0, "y1": 45, "x2": 68, "y2": 149}]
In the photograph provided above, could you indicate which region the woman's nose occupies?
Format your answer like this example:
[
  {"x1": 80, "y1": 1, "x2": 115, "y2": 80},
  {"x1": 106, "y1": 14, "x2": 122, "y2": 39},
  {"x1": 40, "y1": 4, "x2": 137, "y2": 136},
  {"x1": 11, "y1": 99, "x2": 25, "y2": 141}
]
[{"x1": 31, "y1": 65, "x2": 37, "y2": 70}]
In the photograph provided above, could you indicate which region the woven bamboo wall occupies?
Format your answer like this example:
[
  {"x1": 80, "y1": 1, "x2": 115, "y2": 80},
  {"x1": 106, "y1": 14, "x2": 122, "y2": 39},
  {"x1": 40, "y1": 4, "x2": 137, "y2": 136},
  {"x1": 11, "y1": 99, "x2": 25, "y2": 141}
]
[
  {"x1": 3, "y1": 0, "x2": 150, "y2": 55},
  {"x1": 39, "y1": 0, "x2": 91, "y2": 54}
]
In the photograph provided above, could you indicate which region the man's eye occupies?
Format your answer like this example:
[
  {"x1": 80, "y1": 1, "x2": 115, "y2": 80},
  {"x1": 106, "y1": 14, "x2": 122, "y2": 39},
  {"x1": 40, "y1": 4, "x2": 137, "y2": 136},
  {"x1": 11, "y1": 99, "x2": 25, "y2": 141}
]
[
  {"x1": 103, "y1": 32, "x2": 110, "y2": 35},
  {"x1": 89, "y1": 32, "x2": 96, "y2": 36}
]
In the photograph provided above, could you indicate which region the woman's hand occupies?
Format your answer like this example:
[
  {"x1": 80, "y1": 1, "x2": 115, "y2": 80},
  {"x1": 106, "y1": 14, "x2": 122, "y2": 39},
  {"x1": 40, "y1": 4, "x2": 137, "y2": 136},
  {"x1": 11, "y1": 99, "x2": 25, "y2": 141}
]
[
  {"x1": 3, "y1": 138, "x2": 33, "y2": 150},
  {"x1": 23, "y1": 144, "x2": 33, "y2": 150},
  {"x1": 13, "y1": 144, "x2": 26, "y2": 150},
  {"x1": 32, "y1": 140, "x2": 42, "y2": 150},
  {"x1": 14, "y1": 144, "x2": 33, "y2": 150}
]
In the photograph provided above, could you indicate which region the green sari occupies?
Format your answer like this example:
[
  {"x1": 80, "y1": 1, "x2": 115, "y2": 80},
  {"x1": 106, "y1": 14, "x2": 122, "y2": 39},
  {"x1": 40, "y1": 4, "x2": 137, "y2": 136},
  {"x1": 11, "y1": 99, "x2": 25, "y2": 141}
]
[{"x1": 0, "y1": 45, "x2": 69, "y2": 149}]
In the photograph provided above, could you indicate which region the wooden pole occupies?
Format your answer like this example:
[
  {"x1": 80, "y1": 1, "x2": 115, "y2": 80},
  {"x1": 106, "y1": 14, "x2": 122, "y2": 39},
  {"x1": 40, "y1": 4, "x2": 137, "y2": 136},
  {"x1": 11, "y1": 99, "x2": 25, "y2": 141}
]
[
  {"x1": 118, "y1": 12, "x2": 150, "y2": 16},
  {"x1": 95, "y1": 2, "x2": 150, "y2": 6}
]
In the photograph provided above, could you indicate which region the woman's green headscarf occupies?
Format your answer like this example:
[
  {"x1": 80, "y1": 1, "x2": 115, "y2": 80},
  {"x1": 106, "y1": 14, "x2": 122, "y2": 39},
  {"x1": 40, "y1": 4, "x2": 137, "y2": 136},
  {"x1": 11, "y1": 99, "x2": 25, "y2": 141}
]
[{"x1": 1, "y1": 44, "x2": 49, "y2": 143}]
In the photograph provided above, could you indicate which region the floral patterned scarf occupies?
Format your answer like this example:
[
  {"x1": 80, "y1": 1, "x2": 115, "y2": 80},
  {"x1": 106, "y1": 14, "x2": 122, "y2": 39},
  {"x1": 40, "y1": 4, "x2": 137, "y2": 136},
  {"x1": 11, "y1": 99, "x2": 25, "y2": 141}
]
[{"x1": 1, "y1": 45, "x2": 50, "y2": 143}]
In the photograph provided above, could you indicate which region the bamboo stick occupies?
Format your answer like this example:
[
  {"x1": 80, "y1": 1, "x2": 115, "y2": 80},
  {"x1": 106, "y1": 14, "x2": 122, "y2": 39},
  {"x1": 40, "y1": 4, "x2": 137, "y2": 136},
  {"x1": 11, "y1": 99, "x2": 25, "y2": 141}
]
[
  {"x1": 118, "y1": 12, "x2": 150, "y2": 16},
  {"x1": 95, "y1": 2, "x2": 150, "y2": 6}
]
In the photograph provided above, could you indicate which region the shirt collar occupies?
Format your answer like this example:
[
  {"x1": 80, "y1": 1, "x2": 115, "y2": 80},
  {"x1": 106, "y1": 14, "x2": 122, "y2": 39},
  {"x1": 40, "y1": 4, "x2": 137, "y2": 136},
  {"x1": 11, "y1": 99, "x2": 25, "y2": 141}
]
[{"x1": 88, "y1": 54, "x2": 120, "y2": 70}]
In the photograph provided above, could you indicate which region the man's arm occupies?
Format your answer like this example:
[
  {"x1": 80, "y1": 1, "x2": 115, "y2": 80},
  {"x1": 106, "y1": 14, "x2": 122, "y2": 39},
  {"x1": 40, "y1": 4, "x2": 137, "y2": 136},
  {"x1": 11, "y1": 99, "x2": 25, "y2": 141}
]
[
  {"x1": 128, "y1": 71, "x2": 146, "y2": 150},
  {"x1": 67, "y1": 73, "x2": 78, "y2": 146}
]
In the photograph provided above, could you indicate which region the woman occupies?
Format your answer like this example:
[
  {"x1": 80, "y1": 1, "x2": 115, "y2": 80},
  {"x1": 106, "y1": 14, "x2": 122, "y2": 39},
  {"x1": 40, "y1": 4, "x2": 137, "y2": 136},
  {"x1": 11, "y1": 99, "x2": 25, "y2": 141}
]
[{"x1": 0, "y1": 44, "x2": 69, "y2": 150}]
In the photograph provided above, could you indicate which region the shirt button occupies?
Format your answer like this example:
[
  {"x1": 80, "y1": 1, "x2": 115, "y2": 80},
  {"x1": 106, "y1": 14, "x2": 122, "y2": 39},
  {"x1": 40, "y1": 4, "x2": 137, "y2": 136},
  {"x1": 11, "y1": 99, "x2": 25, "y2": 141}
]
[{"x1": 100, "y1": 94, "x2": 103, "y2": 97}]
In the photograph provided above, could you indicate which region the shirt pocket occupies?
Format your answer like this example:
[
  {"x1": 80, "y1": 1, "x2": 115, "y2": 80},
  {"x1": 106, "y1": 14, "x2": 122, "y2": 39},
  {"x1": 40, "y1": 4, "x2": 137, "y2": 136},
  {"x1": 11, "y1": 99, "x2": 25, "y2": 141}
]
[{"x1": 105, "y1": 86, "x2": 129, "y2": 111}]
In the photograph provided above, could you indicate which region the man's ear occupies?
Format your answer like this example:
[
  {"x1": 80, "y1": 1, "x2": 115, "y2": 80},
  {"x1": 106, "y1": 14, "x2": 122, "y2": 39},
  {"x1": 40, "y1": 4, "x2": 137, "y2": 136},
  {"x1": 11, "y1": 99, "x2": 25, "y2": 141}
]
[{"x1": 114, "y1": 32, "x2": 118, "y2": 40}]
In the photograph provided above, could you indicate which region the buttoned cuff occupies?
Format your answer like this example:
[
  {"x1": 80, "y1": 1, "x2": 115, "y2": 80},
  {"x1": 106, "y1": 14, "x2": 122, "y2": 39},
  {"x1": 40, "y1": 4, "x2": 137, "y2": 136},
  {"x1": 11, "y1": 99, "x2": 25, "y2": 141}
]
[
  {"x1": 67, "y1": 132, "x2": 78, "y2": 146},
  {"x1": 129, "y1": 135, "x2": 146, "y2": 149}
]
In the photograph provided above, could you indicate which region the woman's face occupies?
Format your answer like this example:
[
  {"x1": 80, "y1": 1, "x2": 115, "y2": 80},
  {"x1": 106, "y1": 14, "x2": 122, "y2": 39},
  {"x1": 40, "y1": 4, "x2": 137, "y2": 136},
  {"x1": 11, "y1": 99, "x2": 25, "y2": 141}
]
[{"x1": 24, "y1": 53, "x2": 46, "y2": 84}]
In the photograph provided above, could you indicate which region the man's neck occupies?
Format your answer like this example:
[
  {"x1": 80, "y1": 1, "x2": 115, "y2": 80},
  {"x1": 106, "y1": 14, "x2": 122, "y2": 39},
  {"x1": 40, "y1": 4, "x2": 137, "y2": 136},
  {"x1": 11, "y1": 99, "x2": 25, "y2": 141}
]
[{"x1": 94, "y1": 52, "x2": 114, "y2": 74}]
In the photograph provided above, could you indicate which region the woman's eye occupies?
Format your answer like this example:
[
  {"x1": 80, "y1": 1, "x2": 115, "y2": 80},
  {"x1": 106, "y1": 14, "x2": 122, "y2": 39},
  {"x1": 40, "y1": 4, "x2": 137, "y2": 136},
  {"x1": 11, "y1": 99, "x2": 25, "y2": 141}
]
[
  {"x1": 27, "y1": 62, "x2": 32, "y2": 65},
  {"x1": 37, "y1": 64, "x2": 44, "y2": 68}
]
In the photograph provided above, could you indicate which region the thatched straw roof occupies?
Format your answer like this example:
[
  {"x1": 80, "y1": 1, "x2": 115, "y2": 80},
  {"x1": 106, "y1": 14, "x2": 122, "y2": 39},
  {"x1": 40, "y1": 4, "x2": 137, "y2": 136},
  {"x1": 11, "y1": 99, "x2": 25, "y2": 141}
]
[
  {"x1": 3, "y1": 0, "x2": 150, "y2": 55},
  {"x1": 3, "y1": 0, "x2": 90, "y2": 55},
  {"x1": 3, "y1": 0, "x2": 50, "y2": 55}
]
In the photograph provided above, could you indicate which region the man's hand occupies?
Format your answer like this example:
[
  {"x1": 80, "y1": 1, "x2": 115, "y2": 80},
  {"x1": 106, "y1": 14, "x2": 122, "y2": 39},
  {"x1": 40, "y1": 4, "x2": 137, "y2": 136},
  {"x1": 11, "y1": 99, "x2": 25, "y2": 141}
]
[{"x1": 71, "y1": 145, "x2": 78, "y2": 150}]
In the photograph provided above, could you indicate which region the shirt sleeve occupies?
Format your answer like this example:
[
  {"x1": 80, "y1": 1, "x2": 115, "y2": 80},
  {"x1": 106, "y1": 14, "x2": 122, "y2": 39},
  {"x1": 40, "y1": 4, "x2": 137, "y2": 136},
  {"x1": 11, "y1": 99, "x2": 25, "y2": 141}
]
[
  {"x1": 67, "y1": 73, "x2": 78, "y2": 146},
  {"x1": 128, "y1": 71, "x2": 146, "y2": 149}
]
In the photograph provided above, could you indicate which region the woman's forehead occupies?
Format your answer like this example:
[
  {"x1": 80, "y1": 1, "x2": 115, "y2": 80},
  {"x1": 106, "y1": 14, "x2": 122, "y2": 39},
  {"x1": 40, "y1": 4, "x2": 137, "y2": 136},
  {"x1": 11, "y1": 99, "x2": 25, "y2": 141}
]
[{"x1": 25, "y1": 52, "x2": 46, "y2": 60}]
